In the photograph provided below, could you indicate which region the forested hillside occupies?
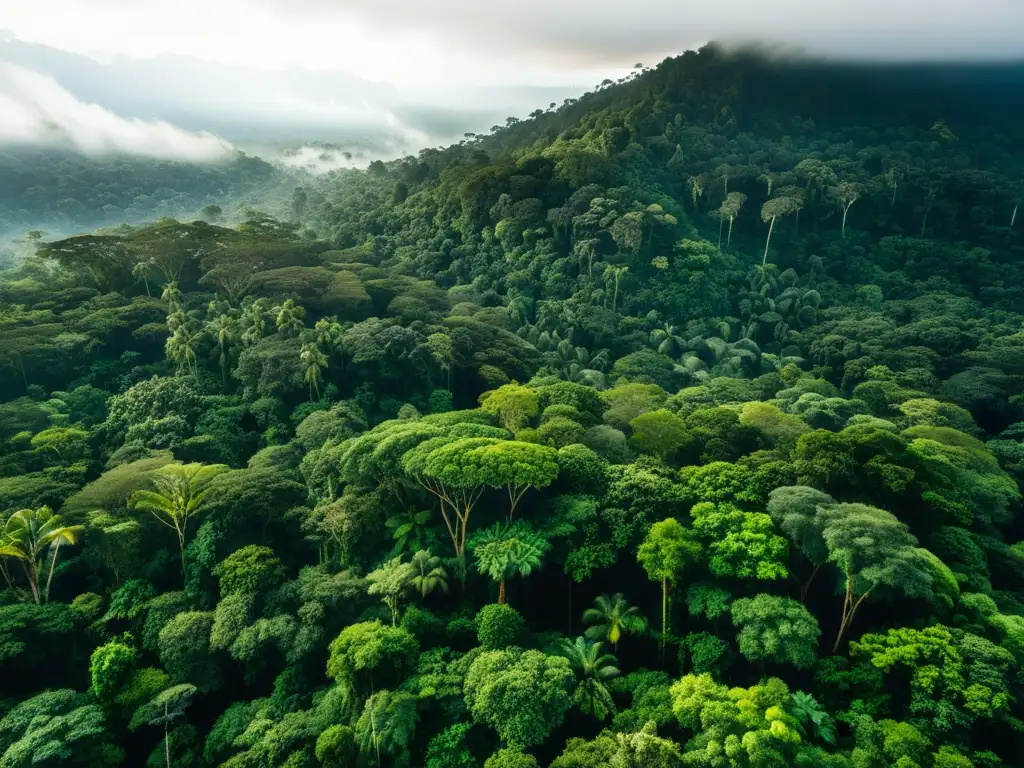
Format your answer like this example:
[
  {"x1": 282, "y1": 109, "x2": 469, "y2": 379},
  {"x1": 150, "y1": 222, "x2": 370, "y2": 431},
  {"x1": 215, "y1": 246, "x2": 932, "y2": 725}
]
[
  {"x1": 0, "y1": 149, "x2": 293, "y2": 248},
  {"x1": 1, "y1": 44, "x2": 1024, "y2": 768}
]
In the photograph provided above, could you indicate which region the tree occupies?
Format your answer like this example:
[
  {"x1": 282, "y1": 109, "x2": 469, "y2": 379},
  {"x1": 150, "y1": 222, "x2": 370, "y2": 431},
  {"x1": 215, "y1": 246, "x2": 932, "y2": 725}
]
[
  {"x1": 473, "y1": 440, "x2": 559, "y2": 518},
  {"x1": 406, "y1": 549, "x2": 448, "y2": 599},
  {"x1": 730, "y1": 594, "x2": 820, "y2": 669},
  {"x1": 326, "y1": 621, "x2": 419, "y2": 692},
  {"x1": 130, "y1": 463, "x2": 229, "y2": 581},
  {"x1": 273, "y1": 298, "x2": 305, "y2": 337},
  {"x1": 818, "y1": 503, "x2": 933, "y2": 651},
  {"x1": 555, "y1": 636, "x2": 621, "y2": 719},
  {"x1": 0, "y1": 689, "x2": 119, "y2": 766},
  {"x1": 766, "y1": 486, "x2": 835, "y2": 601},
  {"x1": 480, "y1": 384, "x2": 539, "y2": 431},
  {"x1": 129, "y1": 684, "x2": 197, "y2": 768},
  {"x1": 205, "y1": 313, "x2": 237, "y2": 388},
  {"x1": 637, "y1": 519, "x2": 702, "y2": 659},
  {"x1": 355, "y1": 690, "x2": 418, "y2": 768},
  {"x1": 477, "y1": 603, "x2": 526, "y2": 649},
  {"x1": 690, "y1": 502, "x2": 789, "y2": 581},
  {"x1": 1, "y1": 506, "x2": 83, "y2": 604},
  {"x1": 761, "y1": 195, "x2": 803, "y2": 265},
  {"x1": 464, "y1": 648, "x2": 574, "y2": 747},
  {"x1": 669, "y1": 674, "x2": 801, "y2": 766},
  {"x1": 299, "y1": 342, "x2": 328, "y2": 401},
  {"x1": 470, "y1": 520, "x2": 550, "y2": 605},
  {"x1": 582, "y1": 593, "x2": 647, "y2": 653},
  {"x1": 830, "y1": 182, "x2": 862, "y2": 237},
  {"x1": 366, "y1": 556, "x2": 415, "y2": 626},
  {"x1": 629, "y1": 409, "x2": 692, "y2": 461},
  {"x1": 719, "y1": 192, "x2": 746, "y2": 251}
]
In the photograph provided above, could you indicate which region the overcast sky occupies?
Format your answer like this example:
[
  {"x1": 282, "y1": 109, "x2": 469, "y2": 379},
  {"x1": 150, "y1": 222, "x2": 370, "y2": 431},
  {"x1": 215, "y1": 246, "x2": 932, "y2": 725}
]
[
  {"x1": 2, "y1": 1, "x2": 1023, "y2": 163},
  {"x1": 5, "y1": 0, "x2": 1024, "y2": 88}
]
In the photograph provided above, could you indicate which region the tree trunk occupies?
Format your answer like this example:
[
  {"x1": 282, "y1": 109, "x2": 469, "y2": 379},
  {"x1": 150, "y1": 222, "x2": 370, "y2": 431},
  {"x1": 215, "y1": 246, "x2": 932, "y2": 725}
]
[
  {"x1": 799, "y1": 563, "x2": 822, "y2": 603},
  {"x1": 891, "y1": 185, "x2": 897, "y2": 207},
  {"x1": 841, "y1": 205, "x2": 849, "y2": 237},
  {"x1": 717, "y1": 217, "x2": 723, "y2": 249},
  {"x1": 727, "y1": 217, "x2": 734, "y2": 250},
  {"x1": 164, "y1": 706, "x2": 171, "y2": 768},
  {"x1": 567, "y1": 574, "x2": 573, "y2": 636},
  {"x1": 762, "y1": 216, "x2": 776, "y2": 266},
  {"x1": 44, "y1": 538, "x2": 63, "y2": 603},
  {"x1": 660, "y1": 577, "x2": 668, "y2": 661},
  {"x1": 498, "y1": 579, "x2": 506, "y2": 605},
  {"x1": 1012, "y1": 203, "x2": 1018, "y2": 229},
  {"x1": 21, "y1": 560, "x2": 40, "y2": 604}
]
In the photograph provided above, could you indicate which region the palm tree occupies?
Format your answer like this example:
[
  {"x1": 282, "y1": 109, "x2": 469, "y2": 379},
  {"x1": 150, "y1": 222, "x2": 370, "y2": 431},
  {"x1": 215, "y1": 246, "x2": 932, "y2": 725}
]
[
  {"x1": 469, "y1": 520, "x2": 550, "y2": 605},
  {"x1": 1, "y1": 506, "x2": 84, "y2": 604},
  {"x1": 205, "y1": 313, "x2": 237, "y2": 387},
  {"x1": 240, "y1": 298, "x2": 268, "y2": 346},
  {"x1": 165, "y1": 311, "x2": 201, "y2": 380},
  {"x1": 555, "y1": 636, "x2": 620, "y2": 720},
  {"x1": 160, "y1": 280, "x2": 183, "y2": 312},
  {"x1": 406, "y1": 550, "x2": 448, "y2": 599},
  {"x1": 356, "y1": 691, "x2": 418, "y2": 768},
  {"x1": 274, "y1": 298, "x2": 306, "y2": 337},
  {"x1": 300, "y1": 342, "x2": 328, "y2": 400},
  {"x1": 131, "y1": 463, "x2": 229, "y2": 581},
  {"x1": 582, "y1": 593, "x2": 648, "y2": 653}
]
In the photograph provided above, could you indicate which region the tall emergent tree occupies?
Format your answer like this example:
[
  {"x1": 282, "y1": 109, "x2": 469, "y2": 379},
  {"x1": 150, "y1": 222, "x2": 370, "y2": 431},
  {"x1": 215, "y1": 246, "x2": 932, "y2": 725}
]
[
  {"x1": 637, "y1": 518, "x2": 702, "y2": 659},
  {"x1": 131, "y1": 462, "x2": 229, "y2": 580}
]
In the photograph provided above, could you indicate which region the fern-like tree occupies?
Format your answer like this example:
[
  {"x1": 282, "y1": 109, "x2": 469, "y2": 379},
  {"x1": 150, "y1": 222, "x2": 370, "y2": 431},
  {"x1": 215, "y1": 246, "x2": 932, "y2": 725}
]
[
  {"x1": 129, "y1": 683, "x2": 197, "y2": 768},
  {"x1": 367, "y1": 556, "x2": 415, "y2": 625},
  {"x1": 355, "y1": 690, "x2": 419, "y2": 768},
  {"x1": 407, "y1": 550, "x2": 448, "y2": 599},
  {"x1": 582, "y1": 593, "x2": 647, "y2": 653},
  {"x1": 130, "y1": 463, "x2": 229, "y2": 581},
  {"x1": 470, "y1": 521, "x2": 550, "y2": 605},
  {"x1": 555, "y1": 636, "x2": 620, "y2": 720},
  {"x1": 1, "y1": 506, "x2": 84, "y2": 604}
]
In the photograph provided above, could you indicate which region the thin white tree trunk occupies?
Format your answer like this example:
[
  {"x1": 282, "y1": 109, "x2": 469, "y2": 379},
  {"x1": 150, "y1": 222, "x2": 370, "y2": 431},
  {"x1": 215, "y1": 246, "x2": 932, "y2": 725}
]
[{"x1": 762, "y1": 216, "x2": 776, "y2": 266}]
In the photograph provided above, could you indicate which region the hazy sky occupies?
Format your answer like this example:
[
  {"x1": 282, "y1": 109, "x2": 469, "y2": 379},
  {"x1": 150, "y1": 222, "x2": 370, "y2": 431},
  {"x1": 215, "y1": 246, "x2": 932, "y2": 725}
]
[
  {"x1": 2, "y1": 1, "x2": 1023, "y2": 164},
  {"x1": 5, "y1": 1, "x2": 1024, "y2": 87}
]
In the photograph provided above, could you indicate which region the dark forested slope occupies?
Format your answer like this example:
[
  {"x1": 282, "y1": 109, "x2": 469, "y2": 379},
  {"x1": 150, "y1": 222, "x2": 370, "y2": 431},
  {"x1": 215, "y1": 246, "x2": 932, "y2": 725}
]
[{"x1": 0, "y1": 44, "x2": 1023, "y2": 768}]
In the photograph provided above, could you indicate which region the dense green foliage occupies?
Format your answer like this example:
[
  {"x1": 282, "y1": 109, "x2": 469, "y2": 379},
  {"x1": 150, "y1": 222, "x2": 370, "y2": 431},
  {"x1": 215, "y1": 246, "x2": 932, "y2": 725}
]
[{"x1": 1, "y1": 44, "x2": 1024, "y2": 766}]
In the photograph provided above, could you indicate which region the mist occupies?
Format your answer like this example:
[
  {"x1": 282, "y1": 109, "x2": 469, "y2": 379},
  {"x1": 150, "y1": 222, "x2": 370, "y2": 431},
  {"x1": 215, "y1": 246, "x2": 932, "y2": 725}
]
[{"x1": 0, "y1": 62, "x2": 234, "y2": 160}]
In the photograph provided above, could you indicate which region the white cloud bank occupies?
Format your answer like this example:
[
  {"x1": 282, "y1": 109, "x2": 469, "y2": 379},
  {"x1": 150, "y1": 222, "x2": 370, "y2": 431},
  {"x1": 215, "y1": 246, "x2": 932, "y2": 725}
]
[{"x1": 0, "y1": 61, "x2": 233, "y2": 160}]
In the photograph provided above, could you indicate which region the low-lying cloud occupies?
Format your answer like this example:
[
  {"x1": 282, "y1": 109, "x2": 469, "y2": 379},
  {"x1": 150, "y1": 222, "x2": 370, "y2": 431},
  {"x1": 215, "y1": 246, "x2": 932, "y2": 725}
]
[{"x1": 0, "y1": 61, "x2": 234, "y2": 160}]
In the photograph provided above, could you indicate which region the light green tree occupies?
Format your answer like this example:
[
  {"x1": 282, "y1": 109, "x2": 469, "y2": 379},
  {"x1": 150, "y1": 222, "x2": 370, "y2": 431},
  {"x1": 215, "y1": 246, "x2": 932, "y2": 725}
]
[
  {"x1": 637, "y1": 518, "x2": 702, "y2": 659},
  {"x1": 366, "y1": 556, "x2": 415, "y2": 626},
  {"x1": 130, "y1": 463, "x2": 229, "y2": 580},
  {"x1": 1, "y1": 506, "x2": 84, "y2": 604},
  {"x1": 470, "y1": 520, "x2": 550, "y2": 605}
]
